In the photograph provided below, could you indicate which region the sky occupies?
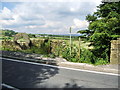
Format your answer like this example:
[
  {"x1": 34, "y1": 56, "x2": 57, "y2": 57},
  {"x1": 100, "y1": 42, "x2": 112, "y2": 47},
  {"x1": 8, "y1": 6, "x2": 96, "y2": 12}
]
[{"x1": 0, "y1": 0, "x2": 102, "y2": 34}]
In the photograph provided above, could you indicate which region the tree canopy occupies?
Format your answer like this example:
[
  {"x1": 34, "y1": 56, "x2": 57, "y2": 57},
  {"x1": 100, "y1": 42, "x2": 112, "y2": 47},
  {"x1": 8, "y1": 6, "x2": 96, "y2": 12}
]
[
  {"x1": 1, "y1": 29, "x2": 18, "y2": 37},
  {"x1": 77, "y1": 2, "x2": 120, "y2": 63}
]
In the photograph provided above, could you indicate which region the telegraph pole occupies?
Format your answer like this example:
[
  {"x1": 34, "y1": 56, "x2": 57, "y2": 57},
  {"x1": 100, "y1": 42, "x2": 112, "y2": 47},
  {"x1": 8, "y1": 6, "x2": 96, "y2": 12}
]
[
  {"x1": 79, "y1": 37, "x2": 81, "y2": 61},
  {"x1": 69, "y1": 27, "x2": 72, "y2": 57}
]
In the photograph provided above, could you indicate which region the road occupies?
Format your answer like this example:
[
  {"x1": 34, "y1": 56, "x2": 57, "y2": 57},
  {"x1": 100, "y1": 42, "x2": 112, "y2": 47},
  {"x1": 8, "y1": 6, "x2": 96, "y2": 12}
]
[{"x1": 2, "y1": 58, "x2": 119, "y2": 89}]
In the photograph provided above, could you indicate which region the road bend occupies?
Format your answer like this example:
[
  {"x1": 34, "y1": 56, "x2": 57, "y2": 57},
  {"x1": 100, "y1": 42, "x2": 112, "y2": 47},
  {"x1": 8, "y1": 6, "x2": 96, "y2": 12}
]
[{"x1": 2, "y1": 58, "x2": 119, "y2": 89}]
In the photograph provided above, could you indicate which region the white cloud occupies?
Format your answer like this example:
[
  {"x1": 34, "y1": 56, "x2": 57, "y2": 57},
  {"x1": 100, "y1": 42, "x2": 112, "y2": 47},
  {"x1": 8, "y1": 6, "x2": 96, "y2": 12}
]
[
  {"x1": 70, "y1": 8, "x2": 76, "y2": 12},
  {"x1": 2, "y1": 0, "x2": 102, "y2": 2},
  {"x1": 1, "y1": 1, "x2": 102, "y2": 34},
  {"x1": 72, "y1": 18, "x2": 89, "y2": 29},
  {"x1": 0, "y1": 7, "x2": 13, "y2": 20}
]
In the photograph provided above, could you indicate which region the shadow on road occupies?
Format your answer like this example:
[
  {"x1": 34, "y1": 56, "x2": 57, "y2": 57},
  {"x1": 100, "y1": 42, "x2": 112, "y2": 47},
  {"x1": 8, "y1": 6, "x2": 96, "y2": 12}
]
[
  {"x1": 37, "y1": 79, "x2": 84, "y2": 89},
  {"x1": 63, "y1": 79, "x2": 84, "y2": 89},
  {"x1": 2, "y1": 59, "x2": 86, "y2": 89},
  {"x1": 2, "y1": 59, "x2": 59, "y2": 88}
]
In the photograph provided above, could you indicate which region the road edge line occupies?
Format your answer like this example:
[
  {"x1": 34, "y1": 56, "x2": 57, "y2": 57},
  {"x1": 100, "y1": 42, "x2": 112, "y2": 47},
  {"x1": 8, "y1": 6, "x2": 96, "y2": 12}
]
[
  {"x1": 2, "y1": 83, "x2": 19, "y2": 90},
  {"x1": 2, "y1": 57, "x2": 119, "y2": 76}
]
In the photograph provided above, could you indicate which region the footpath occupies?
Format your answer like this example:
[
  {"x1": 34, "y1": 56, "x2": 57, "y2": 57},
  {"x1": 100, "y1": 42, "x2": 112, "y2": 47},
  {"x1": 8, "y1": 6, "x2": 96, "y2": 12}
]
[{"x1": 1, "y1": 50, "x2": 119, "y2": 74}]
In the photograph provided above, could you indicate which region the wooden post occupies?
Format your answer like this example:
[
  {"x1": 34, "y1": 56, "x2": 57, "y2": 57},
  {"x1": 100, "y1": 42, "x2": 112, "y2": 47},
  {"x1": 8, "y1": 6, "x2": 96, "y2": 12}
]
[
  {"x1": 78, "y1": 37, "x2": 81, "y2": 61},
  {"x1": 58, "y1": 40, "x2": 60, "y2": 56}
]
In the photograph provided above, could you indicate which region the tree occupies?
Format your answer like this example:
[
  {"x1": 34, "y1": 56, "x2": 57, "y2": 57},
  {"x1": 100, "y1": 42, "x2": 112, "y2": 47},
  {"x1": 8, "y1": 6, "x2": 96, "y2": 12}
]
[
  {"x1": 77, "y1": 2, "x2": 120, "y2": 63},
  {"x1": 2, "y1": 29, "x2": 17, "y2": 37},
  {"x1": 28, "y1": 33, "x2": 36, "y2": 38}
]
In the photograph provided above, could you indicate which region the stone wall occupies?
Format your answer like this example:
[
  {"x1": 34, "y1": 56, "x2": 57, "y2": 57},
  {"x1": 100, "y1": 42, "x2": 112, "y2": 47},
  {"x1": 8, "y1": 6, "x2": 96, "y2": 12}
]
[
  {"x1": 110, "y1": 38, "x2": 120, "y2": 64},
  {"x1": 2, "y1": 39, "x2": 66, "y2": 55}
]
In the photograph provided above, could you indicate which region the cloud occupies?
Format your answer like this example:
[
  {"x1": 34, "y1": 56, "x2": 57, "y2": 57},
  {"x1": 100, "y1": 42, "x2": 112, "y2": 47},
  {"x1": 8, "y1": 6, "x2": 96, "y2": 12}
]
[
  {"x1": 0, "y1": 7, "x2": 13, "y2": 20},
  {"x1": 25, "y1": 20, "x2": 62, "y2": 29},
  {"x1": 2, "y1": 0, "x2": 102, "y2": 3},
  {"x1": 1, "y1": 1, "x2": 102, "y2": 34},
  {"x1": 72, "y1": 18, "x2": 89, "y2": 29}
]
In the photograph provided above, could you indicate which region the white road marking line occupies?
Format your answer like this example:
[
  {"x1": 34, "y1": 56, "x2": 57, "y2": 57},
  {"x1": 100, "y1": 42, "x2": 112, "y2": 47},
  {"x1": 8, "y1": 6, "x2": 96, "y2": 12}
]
[
  {"x1": 2, "y1": 57, "x2": 119, "y2": 76},
  {"x1": 2, "y1": 83, "x2": 19, "y2": 90}
]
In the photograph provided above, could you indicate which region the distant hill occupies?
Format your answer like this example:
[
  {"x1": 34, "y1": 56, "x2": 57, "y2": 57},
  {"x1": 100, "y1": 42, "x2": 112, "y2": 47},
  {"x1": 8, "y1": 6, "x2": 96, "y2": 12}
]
[
  {"x1": 52, "y1": 34, "x2": 82, "y2": 36},
  {"x1": 0, "y1": 29, "x2": 82, "y2": 38}
]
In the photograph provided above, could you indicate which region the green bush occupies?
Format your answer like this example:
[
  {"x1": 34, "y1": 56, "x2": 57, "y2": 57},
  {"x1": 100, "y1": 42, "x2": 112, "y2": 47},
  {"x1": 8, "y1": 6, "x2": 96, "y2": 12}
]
[
  {"x1": 21, "y1": 39, "x2": 51, "y2": 55},
  {"x1": 71, "y1": 58, "x2": 78, "y2": 62},
  {"x1": 80, "y1": 48, "x2": 96, "y2": 64},
  {"x1": 22, "y1": 46, "x2": 41, "y2": 54},
  {"x1": 61, "y1": 45, "x2": 71, "y2": 60},
  {"x1": 48, "y1": 54, "x2": 56, "y2": 58},
  {"x1": 95, "y1": 58, "x2": 108, "y2": 65},
  {"x1": 80, "y1": 48, "x2": 108, "y2": 65},
  {"x1": 40, "y1": 39, "x2": 51, "y2": 54},
  {"x1": 61, "y1": 44, "x2": 79, "y2": 62}
]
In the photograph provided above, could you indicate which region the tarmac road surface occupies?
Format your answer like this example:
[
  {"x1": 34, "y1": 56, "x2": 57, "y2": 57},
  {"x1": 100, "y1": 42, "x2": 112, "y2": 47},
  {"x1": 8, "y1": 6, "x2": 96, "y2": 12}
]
[{"x1": 2, "y1": 58, "x2": 119, "y2": 89}]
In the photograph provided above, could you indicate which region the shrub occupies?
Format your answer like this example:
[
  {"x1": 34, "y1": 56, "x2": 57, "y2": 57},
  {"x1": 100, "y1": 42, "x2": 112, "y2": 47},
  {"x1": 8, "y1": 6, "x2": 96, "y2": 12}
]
[
  {"x1": 80, "y1": 48, "x2": 109, "y2": 65},
  {"x1": 40, "y1": 39, "x2": 51, "y2": 54},
  {"x1": 80, "y1": 48, "x2": 96, "y2": 64},
  {"x1": 61, "y1": 44, "x2": 79, "y2": 62},
  {"x1": 95, "y1": 58, "x2": 108, "y2": 65},
  {"x1": 61, "y1": 45, "x2": 71, "y2": 60}
]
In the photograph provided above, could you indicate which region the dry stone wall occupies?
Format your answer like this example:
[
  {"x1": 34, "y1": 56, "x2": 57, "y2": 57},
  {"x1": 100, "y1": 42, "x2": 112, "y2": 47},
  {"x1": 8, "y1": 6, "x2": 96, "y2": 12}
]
[
  {"x1": 110, "y1": 38, "x2": 120, "y2": 64},
  {"x1": 2, "y1": 39, "x2": 66, "y2": 55}
]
